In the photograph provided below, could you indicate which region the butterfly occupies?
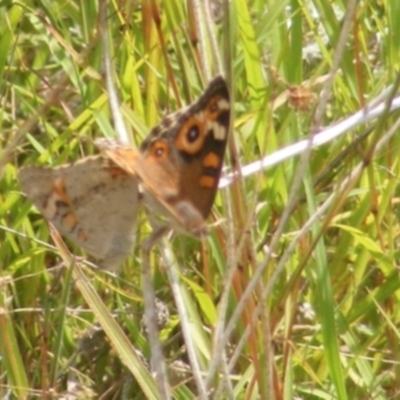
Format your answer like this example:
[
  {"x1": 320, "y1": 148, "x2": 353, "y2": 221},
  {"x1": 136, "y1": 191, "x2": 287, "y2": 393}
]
[{"x1": 19, "y1": 76, "x2": 230, "y2": 270}]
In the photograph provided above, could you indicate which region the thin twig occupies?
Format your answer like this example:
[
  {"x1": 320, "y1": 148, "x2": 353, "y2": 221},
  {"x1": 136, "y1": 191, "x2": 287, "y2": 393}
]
[{"x1": 313, "y1": 0, "x2": 358, "y2": 129}]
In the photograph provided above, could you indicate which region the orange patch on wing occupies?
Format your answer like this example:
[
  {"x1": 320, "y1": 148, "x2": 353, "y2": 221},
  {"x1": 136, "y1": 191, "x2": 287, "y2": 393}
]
[
  {"x1": 200, "y1": 175, "x2": 215, "y2": 189},
  {"x1": 53, "y1": 177, "x2": 70, "y2": 204},
  {"x1": 109, "y1": 166, "x2": 128, "y2": 178},
  {"x1": 150, "y1": 141, "x2": 169, "y2": 159},
  {"x1": 202, "y1": 152, "x2": 220, "y2": 169},
  {"x1": 78, "y1": 229, "x2": 88, "y2": 242},
  {"x1": 105, "y1": 148, "x2": 140, "y2": 176},
  {"x1": 62, "y1": 212, "x2": 78, "y2": 230},
  {"x1": 175, "y1": 117, "x2": 204, "y2": 154}
]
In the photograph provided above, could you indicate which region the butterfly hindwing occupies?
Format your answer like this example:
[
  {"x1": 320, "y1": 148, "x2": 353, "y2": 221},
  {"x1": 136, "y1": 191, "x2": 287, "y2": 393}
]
[{"x1": 19, "y1": 156, "x2": 139, "y2": 269}]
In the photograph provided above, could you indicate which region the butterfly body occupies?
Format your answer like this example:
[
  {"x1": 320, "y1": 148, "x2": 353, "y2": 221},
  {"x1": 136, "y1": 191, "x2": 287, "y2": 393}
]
[{"x1": 20, "y1": 76, "x2": 230, "y2": 269}]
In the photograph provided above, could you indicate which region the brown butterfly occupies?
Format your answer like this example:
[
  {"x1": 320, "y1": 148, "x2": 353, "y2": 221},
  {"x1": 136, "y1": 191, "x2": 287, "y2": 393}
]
[{"x1": 19, "y1": 76, "x2": 230, "y2": 269}]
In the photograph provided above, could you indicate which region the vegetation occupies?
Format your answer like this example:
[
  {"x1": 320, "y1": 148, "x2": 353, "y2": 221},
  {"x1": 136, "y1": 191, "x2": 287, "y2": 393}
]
[{"x1": 1, "y1": 0, "x2": 400, "y2": 398}]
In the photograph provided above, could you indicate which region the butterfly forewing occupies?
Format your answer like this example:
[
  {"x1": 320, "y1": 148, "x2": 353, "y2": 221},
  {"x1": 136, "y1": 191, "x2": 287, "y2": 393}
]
[
  {"x1": 175, "y1": 77, "x2": 230, "y2": 218},
  {"x1": 138, "y1": 76, "x2": 230, "y2": 234},
  {"x1": 19, "y1": 156, "x2": 139, "y2": 270}
]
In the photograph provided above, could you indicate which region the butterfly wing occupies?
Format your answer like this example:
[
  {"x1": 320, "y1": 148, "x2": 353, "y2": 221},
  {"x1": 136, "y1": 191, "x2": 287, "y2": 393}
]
[
  {"x1": 19, "y1": 156, "x2": 139, "y2": 269},
  {"x1": 95, "y1": 139, "x2": 206, "y2": 236},
  {"x1": 96, "y1": 76, "x2": 230, "y2": 237},
  {"x1": 168, "y1": 76, "x2": 230, "y2": 219}
]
